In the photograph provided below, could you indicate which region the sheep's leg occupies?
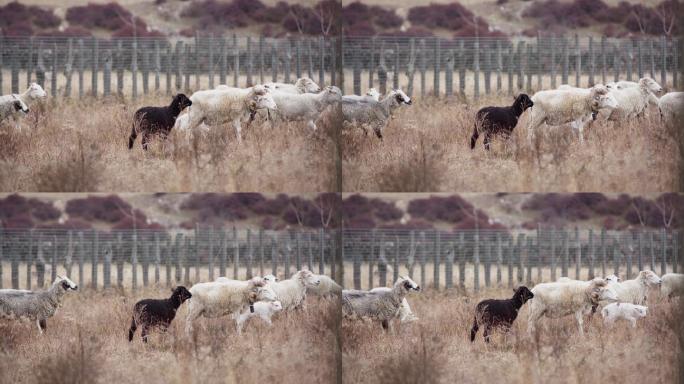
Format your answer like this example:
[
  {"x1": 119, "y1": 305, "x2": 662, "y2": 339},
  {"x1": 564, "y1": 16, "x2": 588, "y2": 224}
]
[
  {"x1": 575, "y1": 311, "x2": 584, "y2": 336},
  {"x1": 630, "y1": 318, "x2": 637, "y2": 328},
  {"x1": 141, "y1": 132, "x2": 150, "y2": 151},
  {"x1": 232, "y1": 119, "x2": 243, "y2": 143},
  {"x1": 483, "y1": 325, "x2": 492, "y2": 343},
  {"x1": 526, "y1": 110, "x2": 545, "y2": 144},
  {"x1": 483, "y1": 132, "x2": 492, "y2": 151},
  {"x1": 469, "y1": 318, "x2": 479, "y2": 342},
  {"x1": 128, "y1": 125, "x2": 138, "y2": 150},
  {"x1": 36, "y1": 318, "x2": 46, "y2": 334},
  {"x1": 185, "y1": 305, "x2": 201, "y2": 337},
  {"x1": 307, "y1": 120, "x2": 317, "y2": 132},
  {"x1": 470, "y1": 125, "x2": 479, "y2": 150},
  {"x1": 372, "y1": 124, "x2": 383, "y2": 140},
  {"x1": 128, "y1": 317, "x2": 137, "y2": 342},
  {"x1": 141, "y1": 325, "x2": 150, "y2": 343},
  {"x1": 381, "y1": 319, "x2": 389, "y2": 330}
]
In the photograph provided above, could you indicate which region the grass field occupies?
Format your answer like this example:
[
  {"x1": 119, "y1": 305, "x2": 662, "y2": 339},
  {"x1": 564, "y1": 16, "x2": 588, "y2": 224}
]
[{"x1": 0, "y1": 287, "x2": 680, "y2": 384}]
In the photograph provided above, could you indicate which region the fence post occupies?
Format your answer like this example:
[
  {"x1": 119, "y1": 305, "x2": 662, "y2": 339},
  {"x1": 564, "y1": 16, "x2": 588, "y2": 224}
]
[
  {"x1": 184, "y1": 44, "x2": 191, "y2": 92},
  {"x1": 661, "y1": 36, "x2": 667, "y2": 89},
  {"x1": 536, "y1": 226, "x2": 542, "y2": 283},
  {"x1": 294, "y1": 231, "x2": 301, "y2": 273},
  {"x1": 50, "y1": 43, "x2": 57, "y2": 98},
  {"x1": 35, "y1": 43, "x2": 45, "y2": 90},
  {"x1": 103, "y1": 49, "x2": 112, "y2": 97},
  {"x1": 600, "y1": 36, "x2": 607, "y2": 85},
  {"x1": 131, "y1": 230, "x2": 138, "y2": 291},
  {"x1": 142, "y1": 46, "x2": 149, "y2": 95},
  {"x1": 496, "y1": 233, "x2": 503, "y2": 285},
  {"x1": 104, "y1": 242, "x2": 111, "y2": 289},
  {"x1": 459, "y1": 40, "x2": 467, "y2": 96},
  {"x1": 526, "y1": 237, "x2": 533, "y2": 284},
  {"x1": 650, "y1": 231, "x2": 656, "y2": 271},
  {"x1": 612, "y1": 238, "x2": 620, "y2": 275},
  {"x1": 378, "y1": 235, "x2": 387, "y2": 287},
  {"x1": 393, "y1": 42, "x2": 400, "y2": 91},
  {"x1": 52, "y1": 235, "x2": 59, "y2": 284},
  {"x1": 142, "y1": 242, "x2": 150, "y2": 287},
  {"x1": 445, "y1": 50, "x2": 454, "y2": 97},
  {"x1": 294, "y1": 39, "x2": 301, "y2": 80},
  {"x1": 174, "y1": 234, "x2": 182, "y2": 283},
  {"x1": 183, "y1": 236, "x2": 191, "y2": 284},
  {"x1": 650, "y1": 39, "x2": 656, "y2": 80},
  {"x1": 393, "y1": 236, "x2": 400, "y2": 284},
  {"x1": 194, "y1": 33, "x2": 200, "y2": 90},
  {"x1": 154, "y1": 40, "x2": 161, "y2": 92},
  {"x1": 574, "y1": 34, "x2": 581, "y2": 87},
  {"x1": 220, "y1": 230, "x2": 227, "y2": 277},
  {"x1": 319, "y1": 37, "x2": 325, "y2": 87},
  {"x1": 625, "y1": 233, "x2": 633, "y2": 279},
  {"x1": 154, "y1": 233, "x2": 161, "y2": 285},
  {"x1": 284, "y1": 234, "x2": 291, "y2": 278},
  {"x1": 271, "y1": 236, "x2": 278, "y2": 276},
  {"x1": 588, "y1": 229, "x2": 595, "y2": 278},
  {"x1": 233, "y1": 227, "x2": 240, "y2": 279},
  {"x1": 26, "y1": 231, "x2": 34, "y2": 290},
  {"x1": 206, "y1": 37, "x2": 214, "y2": 89},
  {"x1": 673, "y1": 39, "x2": 678, "y2": 89},
  {"x1": 260, "y1": 35, "x2": 266, "y2": 84},
  {"x1": 613, "y1": 43, "x2": 620, "y2": 82},
  {"x1": 221, "y1": 38, "x2": 227, "y2": 85},
  {"x1": 562, "y1": 37, "x2": 569, "y2": 85},
  {"x1": 420, "y1": 232, "x2": 427, "y2": 288},
  {"x1": 673, "y1": 231, "x2": 679, "y2": 273},
  {"x1": 284, "y1": 40, "x2": 291, "y2": 84},
  {"x1": 247, "y1": 229, "x2": 254, "y2": 279},
  {"x1": 208, "y1": 227, "x2": 214, "y2": 281},
  {"x1": 459, "y1": 233, "x2": 466, "y2": 289},
  {"x1": 536, "y1": 34, "x2": 542, "y2": 91},
  {"x1": 517, "y1": 41, "x2": 525, "y2": 91},
  {"x1": 574, "y1": 227, "x2": 581, "y2": 279},
  {"x1": 0, "y1": 38, "x2": 4, "y2": 94},
  {"x1": 434, "y1": 231, "x2": 441, "y2": 289},
  {"x1": 662, "y1": 228, "x2": 667, "y2": 275},
  {"x1": 247, "y1": 36, "x2": 253, "y2": 87},
  {"x1": 91, "y1": 231, "x2": 99, "y2": 289},
  {"x1": 484, "y1": 46, "x2": 491, "y2": 94},
  {"x1": 261, "y1": 229, "x2": 267, "y2": 277},
  {"x1": 420, "y1": 39, "x2": 427, "y2": 97},
  {"x1": 407, "y1": 38, "x2": 416, "y2": 97},
  {"x1": 484, "y1": 236, "x2": 491, "y2": 288},
  {"x1": 626, "y1": 41, "x2": 633, "y2": 82},
  {"x1": 562, "y1": 230, "x2": 569, "y2": 277},
  {"x1": 65, "y1": 231, "x2": 74, "y2": 279},
  {"x1": 36, "y1": 235, "x2": 45, "y2": 288},
  {"x1": 319, "y1": 229, "x2": 325, "y2": 275},
  {"x1": 353, "y1": 234, "x2": 361, "y2": 290},
  {"x1": 517, "y1": 234, "x2": 525, "y2": 284},
  {"x1": 550, "y1": 229, "x2": 557, "y2": 281},
  {"x1": 474, "y1": 36, "x2": 480, "y2": 99},
  {"x1": 78, "y1": 39, "x2": 85, "y2": 97},
  {"x1": 474, "y1": 230, "x2": 480, "y2": 292},
  {"x1": 434, "y1": 37, "x2": 441, "y2": 97},
  {"x1": 353, "y1": 48, "x2": 361, "y2": 96},
  {"x1": 525, "y1": 42, "x2": 532, "y2": 91},
  {"x1": 637, "y1": 39, "x2": 643, "y2": 79},
  {"x1": 496, "y1": 40, "x2": 502, "y2": 92},
  {"x1": 507, "y1": 44, "x2": 514, "y2": 95},
  {"x1": 271, "y1": 43, "x2": 278, "y2": 83},
  {"x1": 116, "y1": 41, "x2": 124, "y2": 96},
  {"x1": 588, "y1": 36, "x2": 595, "y2": 86},
  {"x1": 233, "y1": 35, "x2": 240, "y2": 87},
  {"x1": 445, "y1": 241, "x2": 454, "y2": 289},
  {"x1": 378, "y1": 41, "x2": 387, "y2": 95},
  {"x1": 132, "y1": 36, "x2": 139, "y2": 100}
]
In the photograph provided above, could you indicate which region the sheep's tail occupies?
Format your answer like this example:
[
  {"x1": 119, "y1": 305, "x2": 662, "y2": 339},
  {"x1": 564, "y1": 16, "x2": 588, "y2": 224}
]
[
  {"x1": 469, "y1": 316, "x2": 479, "y2": 342},
  {"x1": 128, "y1": 124, "x2": 137, "y2": 150},
  {"x1": 128, "y1": 316, "x2": 137, "y2": 342},
  {"x1": 470, "y1": 124, "x2": 479, "y2": 150}
]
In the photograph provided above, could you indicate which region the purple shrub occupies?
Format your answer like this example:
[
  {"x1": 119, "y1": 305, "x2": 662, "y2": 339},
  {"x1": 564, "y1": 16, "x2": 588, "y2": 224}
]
[{"x1": 65, "y1": 195, "x2": 131, "y2": 223}]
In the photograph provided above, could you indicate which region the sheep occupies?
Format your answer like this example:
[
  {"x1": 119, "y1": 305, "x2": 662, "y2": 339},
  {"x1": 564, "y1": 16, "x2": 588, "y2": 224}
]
[
  {"x1": 605, "y1": 274, "x2": 621, "y2": 283},
  {"x1": 606, "y1": 270, "x2": 662, "y2": 305},
  {"x1": 267, "y1": 86, "x2": 343, "y2": 131},
  {"x1": 264, "y1": 77, "x2": 321, "y2": 94},
  {"x1": 306, "y1": 274, "x2": 342, "y2": 298},
  {"x1": 262, "y1": 274, "x2": 279, "y2": 283},
  {"x1": 601, "y1": 302, "x2": 648, "y2": 328},
  {"x1": 0, "y1": 276, "x2": 78, "y2": 333},
  {"x1": 527, "y1": 84, "x2": 618, "y2": 143},
  {"x1": 470, "y1": 286, "x2": 534, "y2": 343},
  {"x1": 185, "y1": 276, "x2": 277, "y2": 336},
  {"x1": 128, "y1": 94, "x2": 192, "y2": 150},
  {"x1": 527, "y1": 278, "x2": 618, "y2": 336},
  {"x1": 0, "y1": 95, "x2": 29, "y2": 123},
  {"x1": 369, "y1": 286, "x2": 419, "y2": 323},
  {"x1": 341, "y1": 89, "x2": 412, "y2": 139},
  {"x1": 128, "y1": 286, "x2": 192, "y2": 343},
  {"x1": 658, "y1": 92, "x2": 684, "y2": 125},
  {"x1": 263, "y1": 270, "x2": 321, "y2": 311},
  {"x1": 604, "y1": 78, "x2": 663, "y2": 121},
  {"x1": 342, "y1": 88, "x2": 381, "y2": 102},
  {"x1": 342, "y1": 276, "x2": 420, "y2": 330},
  {"x1": 234, "y1": 300, "x2": 283, "y2": 333},
  {"x1": 470, "y1": 93, "x2": 534, "y2": 150},
  {"x1": 661, "y1": 273, "x2": 684, "y2": 300},
  {"x1": 180, "y1": 85, "x2": 277, "y2": 143},
  {"x1": 0, "y1": 82, "x2": 47, "y2": 122}
]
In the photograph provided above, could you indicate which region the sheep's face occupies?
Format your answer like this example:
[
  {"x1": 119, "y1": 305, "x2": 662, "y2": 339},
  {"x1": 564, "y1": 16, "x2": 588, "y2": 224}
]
[
  {"x1": 27, "y1": 83, "x2": 47, "y2": 99},
  {"x1": 393, "y1": 89, "x2": 412, "y2": 105},
  {"x1": 256, "y1": 285, "x2": 278, "y2": 303},
  {"x1": 271, "y1": 301, "x2": 283, "y2": 312},
  {"x1": 172, "y1": 286, "x2": 192, "y2": 302},
  {"x1": 366, "y1": 88, "x2": 381, "y2": 100},
  {"x1": 640, "y1": 77, "x2": 664, "y2": 94},
  {"x1": 633, "y1": 305, "x2": 648, "y2": 318},
  {"x1": 592, "y1": 91, "x2": 618, "y2": 111},
  {"x1": 263, "y1": 274, "x2": 279, "y2": 283},
  {"x1": 399, "y1": 276, "x2": 420, "y2": 292},
  {"x1": 514, "y1": 94, "x2": 534, "y2": 111},
  {"x1": 593, "y1": 286, "x2": 618, "y2": 303},
  {"x1": 298, "y1": 270, "x2": 321, "y2": 287},
  {"x1": 322, "y1": 86, "x2": 343, "y2": 103},
  {"x1": 514, "y1": 286, "x2": 534, "y2": 302},
  {"x1": 297, "y1": 78, "x2": 321, "y2": 93},
  {"x1": 639, "y1": 270, "x2": 662, "y2": 286},
  {"x1": 56, "y1": 276, "x2": 78, "y2": 291},
  {"x1": 605, "y1": 274, "x2": 621, "y2": 283},
  {"x1": 253, "y1": 94, "x2": 277, "y2": 111},
  {"x1": 173, "y1": 94, "x2": 192, "y2": 110}
]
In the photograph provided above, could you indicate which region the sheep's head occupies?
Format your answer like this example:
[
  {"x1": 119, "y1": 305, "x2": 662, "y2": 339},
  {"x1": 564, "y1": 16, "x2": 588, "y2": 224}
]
[
  {"x1": 366, "y1": 88, "x2": 381, "y2": 100},
  {"x1": 13, "y1": 99, "x2": 28, "y2": 114},
  {"x1": 271, "y1": 301, "x2": 283, "y2": 312},
  {"x1": 513, "y1": 286, "x2": 534, "y2": 303},
  {"x1": 392, "y1": 89, "x2": 412, "y2": 105},
  {"x1": 639, "y1": 77, "x2": 663, "y2": 94},
  {"x1": 588, "y1": 279, "x2": 617, "y2": 304},
  {"x1": 171, "y1": 286, "x2": 192, "y2": 303},
  {"x1": 513, "y1": 93, "x2": 534, "y2": 112},
  {"x1": 56, "y1": 275, "x2": 78, "y2": 291},
  {"x1": 322, "y1": 86, "x2": 343, "y2": 103},
  {"x1": 250, "y1": 93, "x2": 277, "y2": 111},
  {"x1": 605, "y1": 274, "x2": 621, "y2": 283},
  {"x1": 27, "y1": 83, "x2": 47, "y2": 99},
  {"x1": 397, "y1": 276, "x2": 420, "y2": 293},
  {"x1": 638, "y1": 270, "x2": 662, "y2": 286},
  {"x1": 263, "y1": 274, "x2": 279, "y2": 283},
  {"x1": 296, "y1": 270, "x2": 321, "y2": 287},
  {"x1": 296, "y1": 77, "x2": 321, "y2": 93},
  {"x1": 590, "y1": 86, "x2": 618, "y2": 111},
  {"x1": 633, "y1": 305, "x2": 648, "y2": 318},
  {"x1": 172, "y1": 93, "x2": 192, "y2": 110}
]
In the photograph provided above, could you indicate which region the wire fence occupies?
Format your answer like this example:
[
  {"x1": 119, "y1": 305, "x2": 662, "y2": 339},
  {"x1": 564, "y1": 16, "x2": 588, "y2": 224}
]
[
  {"x1": 0, "y1": 34, "x2": 680, "y2": 99},
  {"x1": 0, "y1": 227, "x2": 679, "y2": 292}
]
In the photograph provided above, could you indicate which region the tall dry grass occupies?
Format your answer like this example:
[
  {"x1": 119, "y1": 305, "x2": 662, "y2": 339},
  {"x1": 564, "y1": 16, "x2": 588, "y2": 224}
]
[
  {"x1": 0, "y1": 95, "x2": 338, "y2": 192},
  {"x1": 343, "y1": 94, "x2": 681, "y2": 192}
]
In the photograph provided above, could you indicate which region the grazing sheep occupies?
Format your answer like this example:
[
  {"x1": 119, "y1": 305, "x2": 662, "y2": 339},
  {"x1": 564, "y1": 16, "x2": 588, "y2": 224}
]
[
  {"x1": 601, "y1": 302, "x2": 648, "y2": 328},
  {"x1": 527, "y1": 84, "x2": 618, "y2": 143},
  {"x1": 267, "y1": 86, "x2": 343, "y2": 131},
  {"x1": 0, "y1": 82, "x2": 46, "y2": 121},
  {"x1": 264, "y1": 77, "x2": 321, "y2": 94},
  {"x1": 180, "y1": 85, "x2": 277, "y2": 143},
  {"x1": 528, "y1": 278, "x2": 618, "y2": 336},
  {"x1": 604, "y1": 78, "x2": 663, "y2": 121},
  {"x1": 0, "y1": 95, "x2": 29, "y2": 123},
  {"x1": 661, "y1": 273, "x2": 684, "y2": 300},
  {"x1": 0, "y1": 276, "x2": 78, "y2": 333},
  {"x1": 342, "y1": 276, "x2": 420, "y2": 330},
  {"x1": 658, "y1": 92, "x2": 684, "y2": 125},
  {"x1": 369, "y1": 286, "x2": 419, "y2": 323},
  {"x1": 470, "y1": 93, "x2": 534, "y2": 150},
  {"x1": 128, "y1": 286, "x2": 192, "y2": 343},
  {"x1": 128, "y1": 93, "x2": 192, "y2": 150},
  {"x1": 306, "y1": 274, "x2": 342, "y2": 298},
  {"x1": 470, "y1": 286, "x2": 534, "y2": 343},
  {"x1": 234, "y1": 300, "x2": 283, "y2": 333},
  {"x1": 606, "y1": 270, "x2": 662, "y2": 305},
  {"x1": 264, "y1": 270, "x2": 321, "y2": 311},
  {"x1": 342, "y1": 88, "x2": 381, "y2": 102},
  {"x1": 342, "y1": 89, "x2": 412, "y2": 139},
  {"x1": 185, "y1": 277, "x2": 277, "y2": 336}
]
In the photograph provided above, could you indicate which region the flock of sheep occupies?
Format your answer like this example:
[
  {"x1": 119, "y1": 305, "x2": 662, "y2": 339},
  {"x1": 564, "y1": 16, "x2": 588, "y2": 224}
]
[{"x1": 1, "y1": 269, "x2": 683, "y2": 344}]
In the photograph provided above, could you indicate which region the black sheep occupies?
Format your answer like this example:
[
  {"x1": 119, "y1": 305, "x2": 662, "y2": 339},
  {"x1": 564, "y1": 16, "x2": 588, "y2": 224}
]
[
  {"x1": 470, "y1": 94, "x2": 534, "y2": 150},
  {"x1": 470, "y1": 286, "x2": 534, "y2": 343},
  {"x1": 128, "y1": 94, "x2": 192, "y2": 151},
  {"x1": 128, "y1": 286, "x2": 192, "y2": 343}
]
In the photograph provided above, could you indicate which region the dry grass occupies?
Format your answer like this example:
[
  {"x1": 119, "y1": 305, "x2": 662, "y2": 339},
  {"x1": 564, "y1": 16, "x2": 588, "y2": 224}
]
[
  {"x1": 0, "y1": 95, "x2": 337, "y2": 192},
  {"x1": 343, "y1": 94, "x2": 681, "y2": 192}
]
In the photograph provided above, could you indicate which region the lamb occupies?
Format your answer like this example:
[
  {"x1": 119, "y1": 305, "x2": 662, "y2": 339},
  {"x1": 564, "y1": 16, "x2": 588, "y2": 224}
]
[
  {"x1": 306, "y1": 274, "x2": 342, "y2": 298},
  {"x1": 0, "y1": 83, "x2": 46, "y2": 121},
  {"x1": 527, "y1": 278, "x2": 618, "y2": 336},
  {"x1": 263, "y1": 269, "x2": 321, "y2": 311},
  {"x1": 0, "y1": 276, "x2": 78, "y2": 333},
  {"x1": 342, "y1": 276, "x2": 420, "y2": 330},
  {"x1": 179, "y1": 85, "x2": 277, "y2": 143},
  {"x1": 264, "y1": 77, "x2": 321, "y2": 94},
  {"x1": 342, "y1": 89, "x2": 412, "y2": 139},
  {"x1": 606, "y1": 270, "x2": 661, "y2": 305},
  {"x1": 660, "y1": 273, "x2": 684, "y2": 300},
  {"x1": 342, "y1": 88, "x2": 381, "y2": 102},
  {"x1": 185, "y1": 276, "x2": 277, "y2": 336},
  {"x1": 128, "y1": 286, "x2": 192, "y2": 343},
  {"x1": 369, "y1": 286, "x2": 419, "y2": 323},
  {"x1": 234, "y1": 300, "x2": 283, "y2": 333},
  {"x1": 267, "y1": 86, "x2": 343, "y2": 131},
  {"x1": 0, "y1": 95, "x2": 29, "y2": 123},
  {"x1": 601, "y1": 302, "x2": 648, "y2": 328},
  {"x1": 658, "y1": 92, "x2": 684, "y2": 125},
  {"x1": 128, "y1": 93, "x2": 192, "y2": 150},
  {"x1": 604, "y1": 78, "x2": 663, "y2": 121},
  {"x1": 605, "y1": 274, "x2": 621, "y2": 283},
  {"x1": 470, "y1": 93, "x2": 534, "y2": 150},
  {"x1": 527, "y1": 84, "x2": 618, "y2": 143},
  {"x1": 470, "y1": 286, "x2": 534, "y2": 343}
]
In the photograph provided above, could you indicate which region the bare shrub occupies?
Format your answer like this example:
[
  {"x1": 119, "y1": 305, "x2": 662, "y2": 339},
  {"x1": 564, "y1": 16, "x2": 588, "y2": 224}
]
[
  {"x1": 375, "y1": 134, "x2": 446, "y2": 192},
  {"x1": 34, "y1": 135, "x2": 102, "y2": 192},
  {"x1": 33, "y1": 330, "x2": 102, "y2": 384}
]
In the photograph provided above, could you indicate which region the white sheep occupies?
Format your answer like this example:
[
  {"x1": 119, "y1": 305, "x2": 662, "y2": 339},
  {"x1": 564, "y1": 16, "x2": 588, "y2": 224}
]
[
  {"x1": 264, "y1": 77, "x2": 321, "y2": 94},
  {"x1": 342, "y1": 89, "x2": 412, "y2": 139},
  {"x1": 264, "y1": 270, "x2": 321, "y2": 311},
  {"x1": 342, "y1": 88, "x2": 381, "y2": 102},
  {"x1": 0, "y1": 95, "x2": 29, "y2": 124},
  {"x1": 601, "y1": 302, "x2": 648, "y2": 328},
  {"x1": 185, "y1": 276, "x2": 277, "y2": 336},
  {"x1": 528, "y1": 278, "x2": 618, "y2": 336},
  {"x1": 658, "y1": 92, "x2": 684, "y2": 125},
  {"x1": 369, "y1": 286, "x2": 419, "y2": 323},
  {"x1": 179, "y1": 85, "x2": 277, "y2": 143},
  {"x1": 660, "y1": 273, "x2": 684, "y2": 300},
  {"x1": 267, "y1": 86, "x2": 342, "y2": 131},
  {"x1": 605, "y1": 274, "x2": 621, "y2": 283},
  {"x1": 234, "y1": 300, "x2": 283, "y2": 333},
  {"x1": 604, "y1": 78, "x2": 663, "y2": 121},
  {"x1": 527, "y1": 84, "x2": 618, "y2": 143},
  {"x1": 0, "y1": 83, "x2": 46, "y2": 122},
  {"x1": 606, "y1": 270, "x2": 662, "y2": 305},
  {"x1": 305, "y1": 274, "x2": 342, "y2": 297},
  {"x1": 342, "y1": 276, "x2": 421, "y2": 330}
]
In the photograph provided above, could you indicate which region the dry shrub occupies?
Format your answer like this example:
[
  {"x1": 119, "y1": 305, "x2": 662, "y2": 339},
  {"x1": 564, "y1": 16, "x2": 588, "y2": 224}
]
[
  {"x1": 375, "y1": 134, "x2": 446, "y2": 192},
  {"x1": 34, "y1": 134, "x2": 102, "y2": 192},
  {"x1": 33, "y1": 330, "x2": 102, "y2": 384},
  {"x1": 375, "y1": 330, "x2": 446, "y2": 384}
]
